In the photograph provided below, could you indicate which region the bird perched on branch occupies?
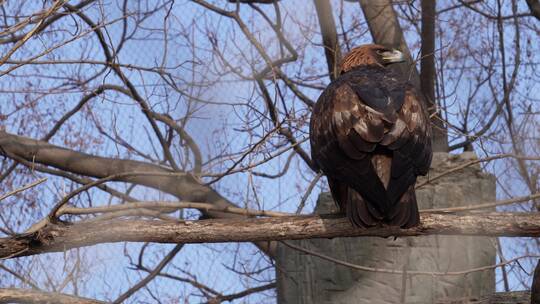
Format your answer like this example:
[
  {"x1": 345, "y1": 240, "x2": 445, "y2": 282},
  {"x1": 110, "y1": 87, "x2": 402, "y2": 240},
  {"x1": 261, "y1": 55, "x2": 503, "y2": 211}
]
[{"x1": 310, "y1": 44, "x2": 432, "y2": 228}]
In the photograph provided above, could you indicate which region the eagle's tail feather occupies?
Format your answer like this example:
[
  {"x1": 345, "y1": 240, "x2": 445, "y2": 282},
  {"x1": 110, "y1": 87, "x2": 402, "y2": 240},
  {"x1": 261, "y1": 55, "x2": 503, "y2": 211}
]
[
  {"x1": 327, "y1": 177, "x2": 348, "y2": 213},
  {"x1": 328, "y1": 177, "x2": 419, "y2": 228},
  {"x1": 328, "y1": 177, "x2": 381, "y2": 227},
  {"x1": 346, "y1": 188, "x2": 380, "y2": 227},
  {"x1": 388, "y1": 185, "x2": 419, "y2": 228}
]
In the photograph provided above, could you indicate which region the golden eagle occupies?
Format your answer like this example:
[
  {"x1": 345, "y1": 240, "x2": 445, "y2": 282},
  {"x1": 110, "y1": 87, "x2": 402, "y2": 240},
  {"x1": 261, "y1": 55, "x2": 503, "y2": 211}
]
[{"x1": 310, "y1": 44, "x2": 432, "y2": 228}]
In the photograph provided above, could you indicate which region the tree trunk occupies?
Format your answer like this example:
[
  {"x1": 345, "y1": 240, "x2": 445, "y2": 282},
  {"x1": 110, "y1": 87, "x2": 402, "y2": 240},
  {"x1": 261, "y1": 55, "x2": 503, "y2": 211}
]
[
  {"x1": 314, "y1": 0, "x2": 341, "y2": 81},
  {"x1": 420, "y1": 0, "x2": 448, "y2": 152}
]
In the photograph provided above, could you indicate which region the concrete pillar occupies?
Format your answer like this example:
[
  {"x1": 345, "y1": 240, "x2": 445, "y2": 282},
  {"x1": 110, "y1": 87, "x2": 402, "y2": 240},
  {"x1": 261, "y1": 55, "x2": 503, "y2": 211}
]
[{"x1": 276, "y1": 152, "x2": 496, "y2": 304}]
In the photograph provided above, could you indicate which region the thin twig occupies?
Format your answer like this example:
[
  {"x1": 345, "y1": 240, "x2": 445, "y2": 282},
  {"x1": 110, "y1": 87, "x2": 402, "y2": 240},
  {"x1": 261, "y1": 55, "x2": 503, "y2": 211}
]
[
  {"x1": 0, "y1": 0, "x2": 66, "y2": 65},
  {"x1": 0, "y1": 178, "x2": 47, "y2": 201},
  {"x1": 296, "y1": 172, "x2": 323, "y2": 214},
  {"x1": 113, "y1": 244, "x2": 183, "y2": 304}
]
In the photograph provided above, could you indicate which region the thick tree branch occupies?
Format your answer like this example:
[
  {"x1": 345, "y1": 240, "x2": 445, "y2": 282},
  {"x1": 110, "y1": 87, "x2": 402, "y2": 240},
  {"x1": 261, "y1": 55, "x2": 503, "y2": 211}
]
[
  {"x1": 0, "y1": 288, "x2": 106, "y2": 304},
  {"x1": 0, "y1": 131, "x2": 233, "y2": 218},
  {"x1": 420, "y1": 0, "x2": 448, "y2": 151},
  {"x1": 57, "y1": 201, "x2": 291, "y2": 218},
  {"x1": 1, "y1": 212, "x2": 539, "y2": 260},
  {"x1": 532, "y1": 259, "x2": 540, "y2": 303},
  {"x1": 313, "y1": 0, "x2": 341, "y2": 81},
  {"x1": 420, "y1": 0, "x2": 436, "y2": 105}
]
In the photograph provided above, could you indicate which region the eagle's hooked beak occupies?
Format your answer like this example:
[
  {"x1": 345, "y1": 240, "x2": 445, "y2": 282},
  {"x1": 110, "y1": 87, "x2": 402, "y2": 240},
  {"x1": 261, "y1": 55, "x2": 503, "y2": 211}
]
[{"x1": 380, "y1": 49, "x2": 405, "y2": 64}]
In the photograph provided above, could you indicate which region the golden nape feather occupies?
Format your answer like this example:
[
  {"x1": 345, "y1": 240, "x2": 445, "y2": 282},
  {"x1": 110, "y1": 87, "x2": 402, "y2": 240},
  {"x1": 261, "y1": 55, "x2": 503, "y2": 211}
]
[{"x1": 309, "y1": 44, "x2": 432, "y2": 228}]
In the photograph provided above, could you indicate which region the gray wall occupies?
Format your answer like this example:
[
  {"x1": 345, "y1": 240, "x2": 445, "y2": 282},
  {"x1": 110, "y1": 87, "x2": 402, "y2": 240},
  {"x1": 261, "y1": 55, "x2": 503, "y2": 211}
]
[{"x1": 276, "y1": 152, "x2": 496, "y2": 304}]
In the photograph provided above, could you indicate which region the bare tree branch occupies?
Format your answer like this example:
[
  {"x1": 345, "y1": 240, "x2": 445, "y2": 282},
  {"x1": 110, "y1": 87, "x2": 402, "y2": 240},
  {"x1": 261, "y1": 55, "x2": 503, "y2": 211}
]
[
  {"x1": 0, "y1": 288, "x2": 107, "y2": 304},
  {"x1": 113, "y1": 244, "x2": 183, "y2": 304},
  {"x1": 1, "y1": 212, "x2": 540, "y2": 259},
  {"x1": 57, "y1": 201, "x2": 292, "y2": 218},
  {"x1": 313, "y1": 0, "x2": 341, "y2": 81},
  {"x1": 420, "y1": 0, "x2": 448, "y2": 151},
  {"x1": 0, "y1": 178, "x2": 46, "y2": 201},
  {"x1": 0, "y1": 0, "x2": 66, "y2": 65},
  {"x1": 206, "y1": 282, "x2": 276, "y2": 303},
  {"x1": 532, "y1": 259, "x2": 540, "y2": 304},
  {"x1": 0, "y1": 131, "x2": 235, "y2": 219},
  {"x1": 63, "y1": 2, "x2": 180, "y2": 171}
]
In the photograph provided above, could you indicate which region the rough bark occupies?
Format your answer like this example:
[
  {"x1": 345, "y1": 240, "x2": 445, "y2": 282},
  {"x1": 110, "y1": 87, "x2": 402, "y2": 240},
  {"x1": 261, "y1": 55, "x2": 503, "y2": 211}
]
[
  {"x1": 420, "y1": 0, "x2": 436, "y2": 105},
  {"x1": 1, "y1": 212, "x2": 539, "y2": 259},
  {"x1": 0, "y1": 288, "x2": 107, "y2": 304},
  {"x1": 313, "y1": 0, "x2": 341, "y2": 81},
  {"x1": 532, "y1": 259, "x2": 540, "y2": 304},
  {"x1": 0, "y1": 131, "x2": 228, "y2": 216},
  {"x1": 420, "y1": 0, "x2": 448, "y2": 151}
]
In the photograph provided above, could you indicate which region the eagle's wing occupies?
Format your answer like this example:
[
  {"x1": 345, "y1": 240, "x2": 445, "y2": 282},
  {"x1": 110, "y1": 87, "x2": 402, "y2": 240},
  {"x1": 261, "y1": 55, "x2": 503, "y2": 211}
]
[
  {"x1": 310, "y1": 67, "x2": 431, "y2": 225},
  {"x1": 384, "y1": 84, "x2": 432, "y2": 206}
]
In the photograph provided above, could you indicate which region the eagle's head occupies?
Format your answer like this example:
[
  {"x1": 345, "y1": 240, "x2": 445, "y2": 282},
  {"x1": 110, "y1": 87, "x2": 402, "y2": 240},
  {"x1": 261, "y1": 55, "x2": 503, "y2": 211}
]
[{"x1": 339, "y1": 44, "x2": 405, "y2": 74}]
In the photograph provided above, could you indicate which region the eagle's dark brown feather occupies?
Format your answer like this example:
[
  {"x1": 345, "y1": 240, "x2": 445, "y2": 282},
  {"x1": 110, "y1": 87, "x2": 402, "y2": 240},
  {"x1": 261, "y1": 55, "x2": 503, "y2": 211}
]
[{"x1": 310, "y1": 60, "x2": 432, "y2": 228}]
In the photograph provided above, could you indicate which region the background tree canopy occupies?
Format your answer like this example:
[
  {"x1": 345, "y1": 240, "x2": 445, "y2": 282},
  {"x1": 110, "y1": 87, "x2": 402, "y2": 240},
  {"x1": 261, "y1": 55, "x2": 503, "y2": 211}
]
[{"x1": 0, "y1": 0, "x2": 539, "y2": 303}]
